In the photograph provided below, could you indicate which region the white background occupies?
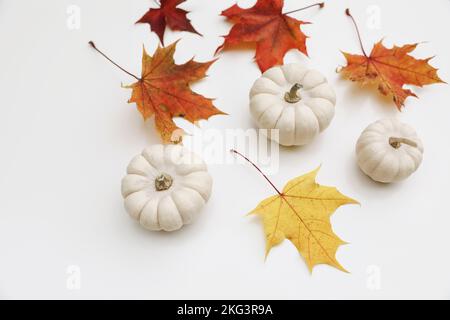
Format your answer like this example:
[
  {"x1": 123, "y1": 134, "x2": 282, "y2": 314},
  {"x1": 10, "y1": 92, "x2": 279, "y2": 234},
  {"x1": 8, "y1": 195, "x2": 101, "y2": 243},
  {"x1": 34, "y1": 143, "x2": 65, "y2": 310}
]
[{"x1": 0, "y1": 0, "x2": 449, "y2": 299}]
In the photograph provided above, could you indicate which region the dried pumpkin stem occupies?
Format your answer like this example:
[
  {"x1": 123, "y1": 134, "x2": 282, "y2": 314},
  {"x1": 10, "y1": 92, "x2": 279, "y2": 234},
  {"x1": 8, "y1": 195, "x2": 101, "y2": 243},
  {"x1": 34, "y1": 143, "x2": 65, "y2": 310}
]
[
  {"x1": 231, "y1": 149, "x2": 282, "y2": 195},
  {"x1": 284, "y1": 2, "x2": 325, "y2": 15},
  {"x1": 88, "y1": 41, "x2": 141, "y2": 81},
  {"x1": 155, "y1": 173, "x2": 173, "y2": 191},
  {"x1": 345, "y1": 8, "x2": 368, "y2": 57},
  {"x1": 284, "y1": 83, "x2": 302, "y2": 103},
  {"x1": 389, "y1": 137, "x2": 418, "y2": 149}
]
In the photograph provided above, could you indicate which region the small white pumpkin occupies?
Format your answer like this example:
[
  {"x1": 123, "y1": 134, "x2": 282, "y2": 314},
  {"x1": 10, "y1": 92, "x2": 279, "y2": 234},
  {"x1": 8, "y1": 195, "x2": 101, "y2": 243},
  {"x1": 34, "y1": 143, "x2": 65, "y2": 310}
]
[
  {"x1": 121, "y1": 144, "x2": 212, "y2": 231},
  {"x1": 249, "y1": 63, "x2": 336, "y2": 146},
  {"x1": 356, "y1": 118, "x2": 424, "y2": 183}
]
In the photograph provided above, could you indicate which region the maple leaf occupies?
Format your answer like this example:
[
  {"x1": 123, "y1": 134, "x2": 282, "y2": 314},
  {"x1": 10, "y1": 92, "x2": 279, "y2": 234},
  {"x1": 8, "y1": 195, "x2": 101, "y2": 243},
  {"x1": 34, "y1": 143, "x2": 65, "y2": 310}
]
[
  {"x1": 232, "y1": 150, "x2": 358, "y2": 273},
  {"x1": 89, "y1": 41, "x2": 225, "y2": 143},
  {"x1": 136, "y1": 0, "x2": 200, "y2": 45},
  {"x1": 217, "y1": 0, "x2": 324, "y2": 72},
  {"x1": 339, "y1": 9, "x2": 445, "y2": 110}
]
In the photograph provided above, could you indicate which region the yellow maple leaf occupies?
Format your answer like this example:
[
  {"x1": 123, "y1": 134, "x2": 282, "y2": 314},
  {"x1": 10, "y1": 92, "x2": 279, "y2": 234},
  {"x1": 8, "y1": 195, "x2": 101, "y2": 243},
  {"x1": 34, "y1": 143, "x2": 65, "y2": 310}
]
[{"x1": 232, "y1": 150, "x2": 359, "y2": 273}]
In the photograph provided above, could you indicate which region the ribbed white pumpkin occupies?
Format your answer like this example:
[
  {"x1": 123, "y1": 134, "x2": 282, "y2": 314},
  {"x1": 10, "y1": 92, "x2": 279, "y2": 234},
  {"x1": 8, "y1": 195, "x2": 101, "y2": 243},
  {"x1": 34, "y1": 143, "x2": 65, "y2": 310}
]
[
  {"x1": 356, "y1": 119, "x2": 424, "y2": 183},
  {"x1": 249, "y1": 63, "x2": 336, "y2": 146},
  {"x1": 121, "y1": 144, "x2": 212, "y2": 231}
]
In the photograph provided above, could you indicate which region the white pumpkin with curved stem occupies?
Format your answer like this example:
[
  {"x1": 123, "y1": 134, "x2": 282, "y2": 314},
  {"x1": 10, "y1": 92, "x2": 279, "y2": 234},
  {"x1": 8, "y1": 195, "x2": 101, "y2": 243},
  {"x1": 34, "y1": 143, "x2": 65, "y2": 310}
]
[
  {"x1": 356, "y1": 119, "x2": 424, "y2": 183},
  {"x1": 249, "y1": 63, "x2": 336, "y2": 146},
  {"x1": 121, "y1": 144, "x2": 212, "y2": 231}
]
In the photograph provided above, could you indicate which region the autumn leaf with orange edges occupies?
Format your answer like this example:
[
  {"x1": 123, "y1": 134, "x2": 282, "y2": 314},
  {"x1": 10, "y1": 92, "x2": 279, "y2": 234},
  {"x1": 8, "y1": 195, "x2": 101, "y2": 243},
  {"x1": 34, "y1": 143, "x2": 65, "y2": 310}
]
[
  {"x1": 339, "y1": 9, "x2": 445, "y2": 110},
  {"x1": 217, "y1": 0, "x2": 324, "y2": 72},
  {"x1": 89, "y1": 41, "x2": 225, "y2": 143},
  {"x1": 126, "y1": 42, "x2": 225, "y2": 143},
  {"x1": 136, "y1": 0, "x2": 200, "y2": 45}
]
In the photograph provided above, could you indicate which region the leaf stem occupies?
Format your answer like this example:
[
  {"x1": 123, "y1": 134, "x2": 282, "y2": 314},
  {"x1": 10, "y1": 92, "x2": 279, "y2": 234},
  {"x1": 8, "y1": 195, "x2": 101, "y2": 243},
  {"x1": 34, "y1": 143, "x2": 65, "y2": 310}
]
[
  {"x1": 284, "y1": 2, "x2": 324, "y2": 15},
  {"x1": 88, "y1": 41, "x2": 140, "y2": 81},
  {"x1": 230, "y1": 149, "x2": 282, "y2": 195},
  {"x1": 345, "y1": 8, "x2": 367, "y2": 57}
]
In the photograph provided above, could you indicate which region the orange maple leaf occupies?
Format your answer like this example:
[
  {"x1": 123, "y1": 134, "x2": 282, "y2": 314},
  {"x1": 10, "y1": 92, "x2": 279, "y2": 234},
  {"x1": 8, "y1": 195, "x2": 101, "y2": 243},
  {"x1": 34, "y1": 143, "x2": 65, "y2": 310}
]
[
  {"x1": 89, "y1": 41, "x2": 225, "y2": 143},
  {"x1": 339, "y1": 9, "x2": 444, "y2": 110},
  {"x1": 126, "y1": 42, "x2": 225, "y2": 143},
  {"x1": 216, "y1": 0, "x2": 324, "y2": 72}
]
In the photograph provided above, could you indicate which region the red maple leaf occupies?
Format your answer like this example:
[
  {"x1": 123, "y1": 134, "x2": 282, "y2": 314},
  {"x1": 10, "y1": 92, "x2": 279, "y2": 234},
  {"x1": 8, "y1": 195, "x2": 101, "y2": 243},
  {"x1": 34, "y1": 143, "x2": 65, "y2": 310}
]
[
  {"x1": 136, "y1": 0, "x2": 200, "y2": 45},
  {"x1": 216, "y1": 0, "x2": 323, "y2": 72},
  {"x1": 339, "y1": 9, "x2": 445, "y2": 109}
]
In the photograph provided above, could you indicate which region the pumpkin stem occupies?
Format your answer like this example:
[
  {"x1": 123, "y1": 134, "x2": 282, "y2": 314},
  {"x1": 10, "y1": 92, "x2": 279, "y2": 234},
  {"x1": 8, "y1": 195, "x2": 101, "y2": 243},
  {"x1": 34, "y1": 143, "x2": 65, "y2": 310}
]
[
  {"x1": 155, "y1": 173, "x2": 173, "y2": 191},
  {"x1": 88, "y1": 41, "x2": 141, "y2": 81},
  {"x1": 284, "y1": 83, "x2": 302, "y2": 103},
  {"x1": 389, "y1": 137, "x2": 418, "y2": 149}
]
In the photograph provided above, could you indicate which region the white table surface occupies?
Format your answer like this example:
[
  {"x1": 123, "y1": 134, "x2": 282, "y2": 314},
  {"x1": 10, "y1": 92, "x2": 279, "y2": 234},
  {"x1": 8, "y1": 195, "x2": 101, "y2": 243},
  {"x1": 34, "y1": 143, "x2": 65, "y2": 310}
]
[{"x1": 0, "y1": 0, "x2": 449, "y2": 299}]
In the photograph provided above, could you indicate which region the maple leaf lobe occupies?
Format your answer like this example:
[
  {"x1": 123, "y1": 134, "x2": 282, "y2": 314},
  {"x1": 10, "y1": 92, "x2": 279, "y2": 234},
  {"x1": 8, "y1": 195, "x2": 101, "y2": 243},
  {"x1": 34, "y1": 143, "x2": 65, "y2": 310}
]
[
  {"x1": 136, "y1": 0, "x2": 200, "y2": 45},
  {"x1": 126, "y1": 42, "x2": 225, "y2": 143},
  {"x1": 340, "y1": 40, "x2": 444, "y2": 109}
]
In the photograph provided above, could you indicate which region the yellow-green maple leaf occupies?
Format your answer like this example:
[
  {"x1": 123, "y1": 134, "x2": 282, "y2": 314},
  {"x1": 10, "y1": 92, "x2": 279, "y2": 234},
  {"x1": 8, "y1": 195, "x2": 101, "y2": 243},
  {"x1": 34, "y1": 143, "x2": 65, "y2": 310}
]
[{"x1": 250, "y1": 167, "x2": 359, "y2": 273}]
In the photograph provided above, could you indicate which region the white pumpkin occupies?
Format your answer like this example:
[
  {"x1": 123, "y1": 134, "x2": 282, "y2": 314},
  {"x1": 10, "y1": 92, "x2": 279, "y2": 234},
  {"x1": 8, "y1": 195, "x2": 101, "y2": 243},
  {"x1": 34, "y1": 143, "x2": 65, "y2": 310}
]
[
  {"x1": 121, "y1": 144, "x2": 212, "y2": 231},
  {"x1": 356, "y1": 118, "x2": 424, "y2": 183},
  {"x1": 249, "y1": 63, "x2": 336, "y2": 146}
]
